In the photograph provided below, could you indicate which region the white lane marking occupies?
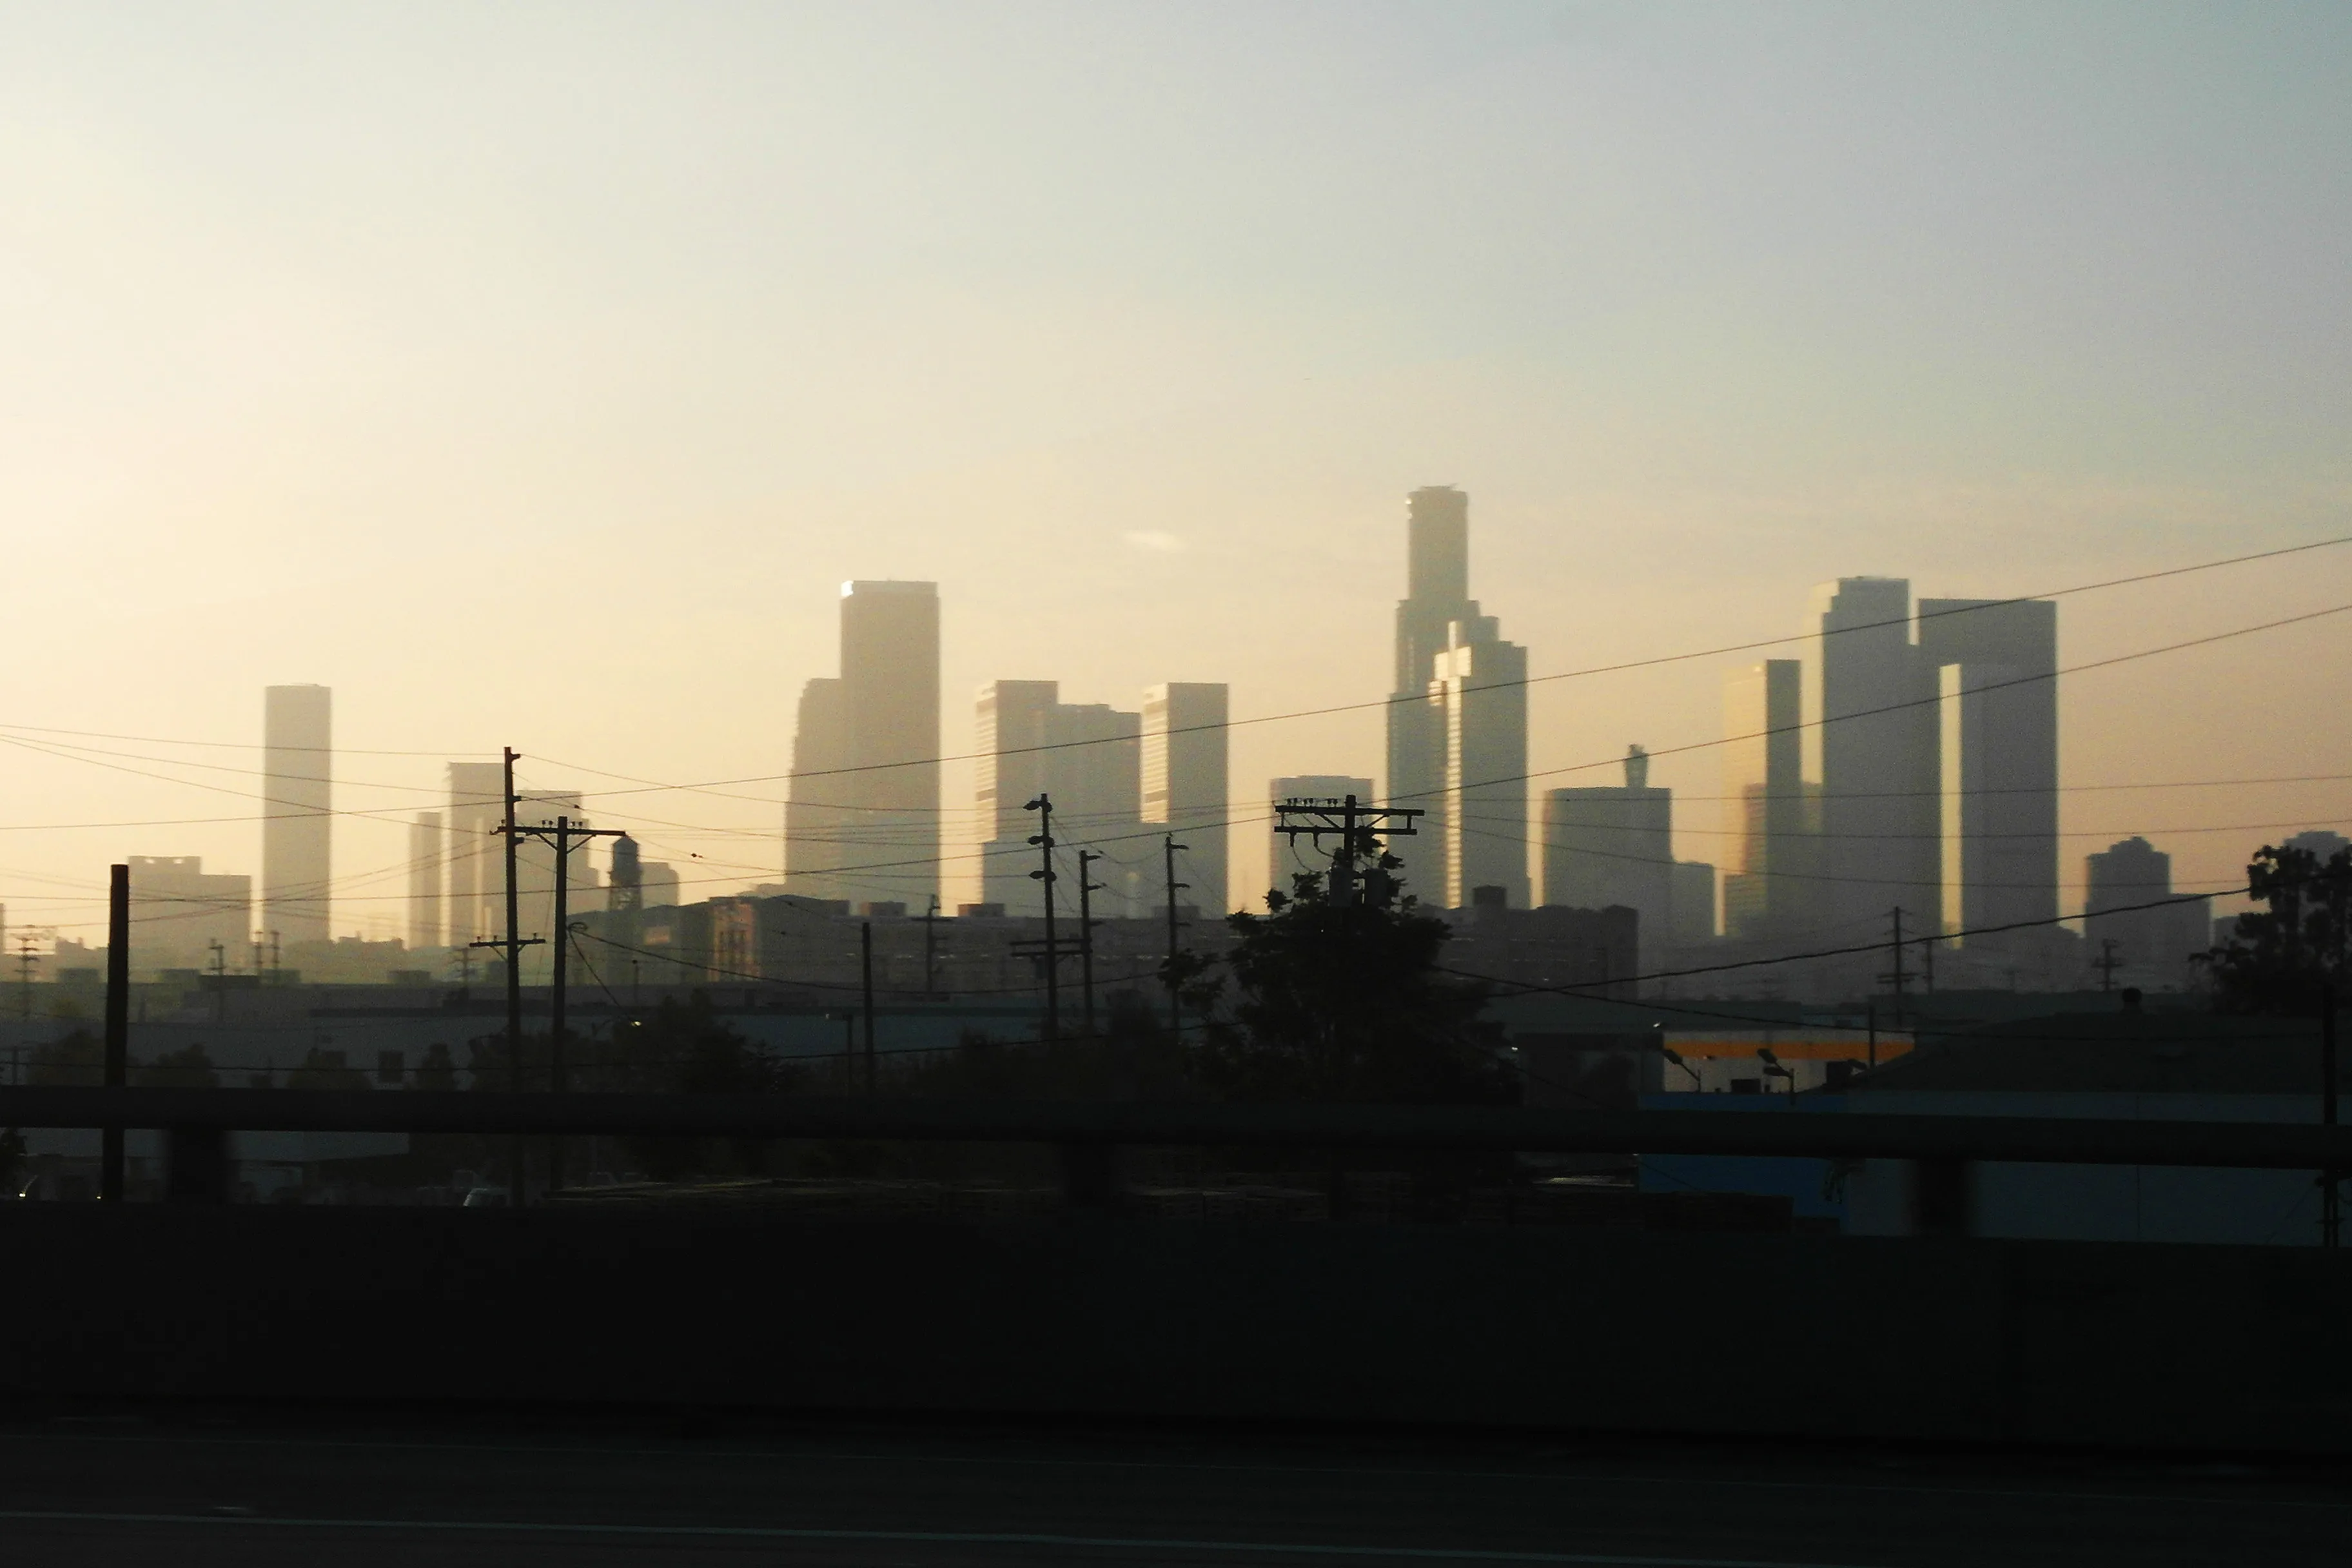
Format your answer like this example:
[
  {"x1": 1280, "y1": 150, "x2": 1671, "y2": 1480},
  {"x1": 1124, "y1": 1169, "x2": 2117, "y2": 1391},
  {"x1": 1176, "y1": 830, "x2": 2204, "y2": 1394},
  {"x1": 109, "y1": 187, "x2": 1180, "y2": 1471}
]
[{"x1": 0, "y1": 1507, "x2": 1888, "y2": 1566}]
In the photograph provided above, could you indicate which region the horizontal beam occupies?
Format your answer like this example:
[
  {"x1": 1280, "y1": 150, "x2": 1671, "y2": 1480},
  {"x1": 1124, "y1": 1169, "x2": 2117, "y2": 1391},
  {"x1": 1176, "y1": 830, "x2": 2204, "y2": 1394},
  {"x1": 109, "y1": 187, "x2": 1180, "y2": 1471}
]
[{"x1": 2, "y1": 1088, "x2": 2349, "y2": 1170}]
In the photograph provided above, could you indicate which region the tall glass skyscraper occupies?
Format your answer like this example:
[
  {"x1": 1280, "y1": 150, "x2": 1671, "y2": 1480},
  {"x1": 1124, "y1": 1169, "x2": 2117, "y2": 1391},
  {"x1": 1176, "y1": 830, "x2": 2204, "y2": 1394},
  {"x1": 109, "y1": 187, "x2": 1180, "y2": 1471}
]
[
  {"x1": 789, "y1": 581, "x2": 940, "y2": 910},
  {"x1": 261, "y1": 684, "x2": 331, "y2": 946}
]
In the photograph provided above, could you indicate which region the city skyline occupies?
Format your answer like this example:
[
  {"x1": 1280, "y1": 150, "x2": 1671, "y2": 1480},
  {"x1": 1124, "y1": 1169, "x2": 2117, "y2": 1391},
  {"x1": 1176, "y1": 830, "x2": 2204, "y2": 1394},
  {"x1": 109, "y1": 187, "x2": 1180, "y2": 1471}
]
[{"x1": 0, "y1": 6, "x2": 2346, "y2": 951}]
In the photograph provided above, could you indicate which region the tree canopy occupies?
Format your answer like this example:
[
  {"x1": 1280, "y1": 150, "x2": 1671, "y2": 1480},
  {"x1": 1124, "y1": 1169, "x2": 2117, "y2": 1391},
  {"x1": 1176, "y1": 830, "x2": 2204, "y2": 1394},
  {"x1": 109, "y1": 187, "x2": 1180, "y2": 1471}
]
[
  {"x1": 2205, "y1": 843, "x2": 2352, "y2": 1014},
  {"x1": 1190, "y1": 860, "x2": 1512, "y2": 1105}
]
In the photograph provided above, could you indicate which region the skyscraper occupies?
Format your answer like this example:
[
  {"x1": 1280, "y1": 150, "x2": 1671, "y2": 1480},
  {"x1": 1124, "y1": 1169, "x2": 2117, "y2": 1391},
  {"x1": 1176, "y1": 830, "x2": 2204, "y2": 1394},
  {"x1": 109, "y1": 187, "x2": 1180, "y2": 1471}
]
[
  {"x1": 1919, "y1": 597, "x2": 2059, "y2": 946},
  {"x1": 1143, "y1": 682, "x2": 1228, "y2": 919},
  {"x1": 261, "y1": 684, "x2": 331, "y2": 946},
  {"x1": 1806, "y1": 580, "x2": 1940, "y2": 941},
  {"x1": 1432, "y1": 614, "x2": 1529, "y2": 909},
  {"x1": 126, "y1": 856, "x2": 251, "y2": 970},
  {"x1": 445, "y1": 761, "x2": 506, "y2": 949},
  {"x1": 1267, "y1": 774, "x2": 1374, "y2": 905},
  {"x1": 1543, "y1": 745, "x2": 1672, "y2": 966},
  {"x1": 975, "y1": 681, "x2": 1142, "y2": 917},
  {"x1": 407, "y1": 812, "x2": 444, "y2": 951},
  {"x1": 783, "y1": 676, "x2": 849, "y2": 898},
  {"x1": 2085, "y1": 836, "x2": 2210, "y2": 988},
  {"x1": 1720, "y1": 660, "x2": 1817, "y2": 941},
  {"x1": 836, "y1": 581, "x2": 941, "y2": 908},
  {"x1": 1386, "y1": 487, "x2": 1478, "y2": 895}
]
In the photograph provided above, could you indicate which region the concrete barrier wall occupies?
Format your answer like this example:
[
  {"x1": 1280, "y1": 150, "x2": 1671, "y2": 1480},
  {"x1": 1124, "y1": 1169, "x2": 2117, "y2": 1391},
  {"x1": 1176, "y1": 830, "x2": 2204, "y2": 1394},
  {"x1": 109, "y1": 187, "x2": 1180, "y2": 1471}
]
[{"x1": 1, "y1": 1208, "x2": 2346, "y2": 1455}]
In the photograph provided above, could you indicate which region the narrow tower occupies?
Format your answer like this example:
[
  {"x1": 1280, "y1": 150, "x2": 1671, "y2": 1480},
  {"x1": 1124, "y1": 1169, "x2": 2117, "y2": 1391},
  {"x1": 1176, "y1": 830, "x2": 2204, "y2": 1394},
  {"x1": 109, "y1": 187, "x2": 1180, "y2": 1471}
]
[{"x1": 261, "y1": 685, "x2": 332, "y2": 946}]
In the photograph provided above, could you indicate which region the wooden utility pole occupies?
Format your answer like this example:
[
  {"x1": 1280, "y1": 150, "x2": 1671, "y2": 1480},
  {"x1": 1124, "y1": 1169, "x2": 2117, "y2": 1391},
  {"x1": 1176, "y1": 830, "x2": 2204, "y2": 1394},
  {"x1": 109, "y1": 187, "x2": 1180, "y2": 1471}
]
[
  {"x1": 511, "y1": 812, "x2": 622, "y2": 1192},
  {"x1": 1026, "y1": 794, "x2": 1059, "y2": 1043},
  {"x1": 467, "y1": 748, "x2": 542, "y2": 1206},
  {"x1": 1271, "y1": 794, "x2": 1421, "y2": 907},
  {"x1": 101, "y1": 863, "x2": 128, "y2": 1202},
  {"x1": 1077, "y1": 849, "x2": 1102, "y2": 1040},
  {"x1": 1162, "y1": 834, "x2": 1188, "y2": 1035},
  {"x1": 1879, "y1": 906, "x2": 1911, "y2": 1028}
]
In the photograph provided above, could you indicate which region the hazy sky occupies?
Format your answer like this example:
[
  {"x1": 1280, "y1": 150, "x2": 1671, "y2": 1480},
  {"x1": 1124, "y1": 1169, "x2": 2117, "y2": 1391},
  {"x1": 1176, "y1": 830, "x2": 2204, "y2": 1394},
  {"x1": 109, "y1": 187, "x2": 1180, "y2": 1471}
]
[{"x1": 3, "y1": 1, "x2": 2348, "y2": 941}]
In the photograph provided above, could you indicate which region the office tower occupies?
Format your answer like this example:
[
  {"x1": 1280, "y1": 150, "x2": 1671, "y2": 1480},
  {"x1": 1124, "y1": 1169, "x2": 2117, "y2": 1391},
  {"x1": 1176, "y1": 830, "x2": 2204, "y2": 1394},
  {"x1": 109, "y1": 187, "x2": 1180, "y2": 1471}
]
[
  {"x1": 976, "y1": 680, "x2": 1061, "y2": 848},
  {"x1": 607, "y1": 834, "x2": 643, "y2": 914},
  {"x1": 638, "y1": 859, "x2": 681, "y2": 912},
  {"x1": 1542, "y1": 745, "x2": 1672, "y2": 966},
  {"x1": 975, "y1": 681, "x2": 1142, "y2": 917},
  {"x1": 1386, "y1": 487, "x2": 1478, "y2": 894},
  {"x1": 838, "y1": 582, "x2": 942, "y2": 907},
  {"x1": 1144, "y1": 683, "x2": 1228, "y2": 918},
  {"x1": 1668, "y1": 861, "x2": 1718, "y2": 945},
  {"x1": 1806, "y1": 580, "x2": 1939, "y2": 940},
  {"x1": 2086, "y1": 836, "x2": 2211, "y2": 987},
  {"x1": 783, "y1": 677, "x2": 849, "y2": 897},
  {"x1": 125, "y1": 857, "x2": 251, "y2": 970},
  {"x1": 1431, "y1": 615, "x2": 1529, "y2": 909},
  {"x1": 1720, "y1": 660, "x2": 1819, "y2": 940},
  {"x1": 445, "y1": 761, "x2": 506, "y2": 950},
  {"x1": 1268, "y1": 774, "x2": 1375, "y2": 904},
  {"x1": 513, "y1": 791, "x2": 596, "y2": 979},
  {"x1": 261, "y1": 685, "x2": 331, "y2": 945},
  {"x1": 406, "y1": 812, "x2": 444, "y2": 950},
  {"x1": 1921, "y1": 597, "x2": 2059, "y2": 945},
  {"x1": 2284, "y1": 829, "x2": 2351, "y2": 862}
]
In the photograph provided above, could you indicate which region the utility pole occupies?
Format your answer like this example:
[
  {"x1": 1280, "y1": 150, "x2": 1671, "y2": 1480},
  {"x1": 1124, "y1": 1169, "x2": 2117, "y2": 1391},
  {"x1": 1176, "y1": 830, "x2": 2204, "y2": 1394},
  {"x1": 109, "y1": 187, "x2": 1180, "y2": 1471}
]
[
  {"x1": 861, "y1": 920, "x2": 876, "y2": 1095},
  {"x1": 1162, "y1": 834, "x2": 1189, "y2": 1036},
  {"x1": 2094, "y1": 938, "x2": 2123, "y2": 994},
  {"x1": 1879, "y1": 906, "x2": 1910, "y2": 1028},
  {"x1": 1865, "y1": 999, "x2": 1877, "y2": 1071},
  {"x1": 467, "y1": 748, "x2": 542, "y2": 1207},
  {"x1": 101, "y1": 863, "x2": 128, "y2": 1202},
  {"x1": 1077, "y1": 849, "x2": 1102, "y2": 1040},
  {"x1": 1271, "y1": 794, "x2": 1422, "y2": 908},
  {"x1": 1026, "y1": 794, "x2": 1059, "y2": 1043},
  {"x1": 510, "y1": 812, "x2": 622, "y2": 1193},
  {"x1": 15, "y1": 928, "x2": 54, "y2": 1023},
  {"x1": 922, "y1": 893, "x2": 941, "y2": 999},
  {"x1": 208, "y1": 939, "x2": 228, "y2": 1022}
]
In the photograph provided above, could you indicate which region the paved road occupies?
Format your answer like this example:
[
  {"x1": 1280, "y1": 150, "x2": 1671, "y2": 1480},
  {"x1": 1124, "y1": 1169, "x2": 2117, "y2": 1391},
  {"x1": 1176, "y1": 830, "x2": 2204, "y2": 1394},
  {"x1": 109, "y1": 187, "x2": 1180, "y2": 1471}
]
[{"x1": 0, "y1": 1408, "x2": 2347, "y2": 1566}]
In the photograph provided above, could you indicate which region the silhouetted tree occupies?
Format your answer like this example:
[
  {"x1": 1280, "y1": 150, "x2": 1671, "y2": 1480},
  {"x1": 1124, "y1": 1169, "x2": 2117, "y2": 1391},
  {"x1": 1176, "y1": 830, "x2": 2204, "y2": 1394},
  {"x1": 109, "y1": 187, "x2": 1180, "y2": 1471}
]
[
  {"x1": 284, "y1": 1047, "x2": 371, "y2": 1092},
  {"x1": 133, "y1": 1043, "x2": 220, "y2": 1090},
  {"x1": 28, "y1": 1029, "x2": 102, "y2": 1086},
  {"x1": 1192, "y1": 862, "x2": 1512, "y2": 1105},
  {"x1": 585, "y1": 993, "x2": 803, "y2": 1178},
  {"x1": 411, "y1": 1041, "x2": 459, "y2": 1092},
  {"x1": 2206, "y1": 845, "x2": 2352, "y2": 1014}
]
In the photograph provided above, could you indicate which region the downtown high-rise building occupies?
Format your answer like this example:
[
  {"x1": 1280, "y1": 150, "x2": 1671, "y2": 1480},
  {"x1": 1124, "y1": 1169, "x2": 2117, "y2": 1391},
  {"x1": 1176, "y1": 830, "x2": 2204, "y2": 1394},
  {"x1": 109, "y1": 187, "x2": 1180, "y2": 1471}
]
[
  {"x1": 1542, "y1": 746, "x2": 1672, "y2": 967},
  {"x1": 2084, "y1": 836, "x2": 2210, "y2": 990},
  {"x1": 975, "y1": 681, "x2": 1142, "y2": 917},
  {"x1": 1720, "y1": 659, "x2": 1818, "y2": 941},
  {"x1": 1142, "y1": 682, "x2": 1228, "y2": 919},
  {"x1": 1805, "y1": 579, "x2": 1941, "y2": 943},
  {"x1": 783, "y1": 676, "x2": 849, "y2": 896},
  {"x1": 1267, "y1": 774, "x2": 1374, "y2": 906},
  {"x1": 1384, "y1": 487, "x2": 1529, "y2": 908},
  {"x1": 1431, "y1": 614, "x2": 1529, "y2": 910},
  {"x1": 406, "y1": 812, "x2": 444, "y2": 951},
  {"x1": 1919, "y1": 596, "x2": 2059, "y2": 946},
  {"x1": 1386, "y1": 487, "x2": 1478, "y2": 899},
  {"x1": 261, "y1": 684, "x2": 331, "y2": 946},
  {"x1": 445, "y1": 761, "x2": 506, "y2": 949},
  {"x1": 784, "y1": 582, "x2": 941, "y2": 909}
]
